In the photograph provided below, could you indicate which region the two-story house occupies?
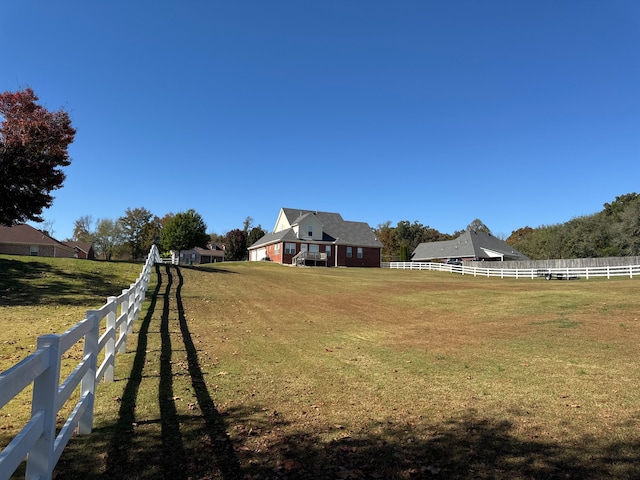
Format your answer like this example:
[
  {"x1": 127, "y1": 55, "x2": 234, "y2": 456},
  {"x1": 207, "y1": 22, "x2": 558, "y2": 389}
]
[{"x1": 248, "y1": 208, "x2": 382, "y2": 267}]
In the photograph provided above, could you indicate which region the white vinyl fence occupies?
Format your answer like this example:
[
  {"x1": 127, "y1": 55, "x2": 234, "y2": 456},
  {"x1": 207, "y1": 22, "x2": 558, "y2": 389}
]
[
  {"x1": 383, "y1": 261, "x2": 640, "y2": 279},
  {"x1": 0, "y1": 245, "x2": 161, "y2": 480}
]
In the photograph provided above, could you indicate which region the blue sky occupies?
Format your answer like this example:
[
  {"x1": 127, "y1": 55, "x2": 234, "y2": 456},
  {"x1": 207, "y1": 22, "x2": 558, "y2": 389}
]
[{"x1": 3, "y1": 1, "x2": 638, "y2": 240}]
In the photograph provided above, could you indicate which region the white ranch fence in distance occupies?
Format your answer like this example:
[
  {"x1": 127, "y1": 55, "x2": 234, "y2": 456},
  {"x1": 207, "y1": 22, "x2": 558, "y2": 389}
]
[
  {"x1": 383, "y1": 261, "x2": 640, "y2": 279},
  {"x1": 0, "y1": 245, "x2": 161, "y2": 480}
]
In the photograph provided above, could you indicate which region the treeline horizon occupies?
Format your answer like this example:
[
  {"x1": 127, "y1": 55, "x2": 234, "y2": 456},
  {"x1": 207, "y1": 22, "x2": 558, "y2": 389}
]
[
  {"x1": 374, "y1": 192, "x2": 640, "y2": 261},
  {"x1": 35, "y1": 192, "x2": 639, "y2": 263}
]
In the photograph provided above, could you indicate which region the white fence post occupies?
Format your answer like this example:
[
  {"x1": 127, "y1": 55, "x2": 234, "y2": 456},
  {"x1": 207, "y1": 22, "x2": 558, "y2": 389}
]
[
  {"x1": 121, "y1": 288, "x2": 130, "y2": 336},
  {"x1": 25, "y1": 335, "x2": 61, "y2": 480},
  {"x1": 127, "y1": 284, "x2": 136, "y2": 334},
  {"x1": 79, "y1": 312, "x2": 99, "y2": 434},
  {"x1": 105, "y1": 298, "x2": 117, "y2": 382},
  {"x1": 117, "y1": 293, "x2": 128, "y2": 354}
]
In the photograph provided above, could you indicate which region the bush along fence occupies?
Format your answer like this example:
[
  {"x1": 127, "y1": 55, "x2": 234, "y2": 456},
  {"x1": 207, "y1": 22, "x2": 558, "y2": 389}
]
[
  {"x1": 0, "y1": 245, "x2": 161, "y2": 480},
  {"x1": 383, "y1": 261, "x2": 640, "y2": 279}
]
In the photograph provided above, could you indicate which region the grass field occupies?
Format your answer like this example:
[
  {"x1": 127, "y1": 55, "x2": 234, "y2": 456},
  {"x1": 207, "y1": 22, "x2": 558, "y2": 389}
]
[{"x1": 2, "y1": 257, "x2": 640, "y2": 479}]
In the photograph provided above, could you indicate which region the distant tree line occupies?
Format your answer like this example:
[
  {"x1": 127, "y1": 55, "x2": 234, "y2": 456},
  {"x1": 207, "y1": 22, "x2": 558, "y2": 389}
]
[
  {"x1": 375, "y1": 193, "x2": 640, "y2": 262},
  {"x1": 53, "y1": 192, "x2": 640, "y2": 262},
  {"x1": 374, "y1": 218, "x2": 491, "y2": 262},
  {"x1": 506, "y1": 193, "x2": 640, "y2": 260},
  {"x1": 71, "y1": 209, "x2": 267, "y2": 262}
]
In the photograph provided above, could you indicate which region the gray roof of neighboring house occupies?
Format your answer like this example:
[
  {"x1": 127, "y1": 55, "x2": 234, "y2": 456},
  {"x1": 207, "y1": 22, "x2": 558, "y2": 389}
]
[
  {"x1": 411, "y1": 230, "x2": 529, "y2": 261},
  {"x1": 250, "y1": 208, "x2": 382, "y2": 249}
]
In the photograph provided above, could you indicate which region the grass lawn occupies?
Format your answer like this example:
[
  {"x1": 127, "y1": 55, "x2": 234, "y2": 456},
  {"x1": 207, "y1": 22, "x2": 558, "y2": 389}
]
[{"x1": 2, "y1": 257, "x2": 640, "y2": 479}]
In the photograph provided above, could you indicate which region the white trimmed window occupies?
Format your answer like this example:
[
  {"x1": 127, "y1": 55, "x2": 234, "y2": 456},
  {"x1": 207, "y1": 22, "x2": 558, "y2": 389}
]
[
  {"x1": 274, "y1": 244, "x2": 280, "y2": 254},
  {"x1": 310, "y1": 244, "x2": 319, "y2": 253},
  {"x1": 325, "y1": 245, "x2": 331, "y2": 256},
  {"x1": 30, "y1": 245, "x2": 39, "y2": 256},
  {"x1": 285, "y1": 243, "x2": 296, "y2": 254},
  {"x1": 357, "y1": 247, "x2": 363, "y2": 259},
  {"x1": 346, "y1": 246, "x2": 352, "y2": 258}
]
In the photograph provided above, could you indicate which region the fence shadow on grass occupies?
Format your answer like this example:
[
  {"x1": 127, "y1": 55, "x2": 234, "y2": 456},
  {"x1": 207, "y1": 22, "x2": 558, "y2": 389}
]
[
  {"x1": 225, "y1": 409, "x2": 640, "y2": 479},
  {"x1": 104, "y1": 262, "x2": 164, "y2": 478},
  {"x1": 56, "y1": 264, "x2": 241, "y2": 479},
  {"x1": 181, "y1": 264, "x2": 237, "y2": 275},
  {"x1": 174, "y1": 266, "x2": 241, "y2": 479}
]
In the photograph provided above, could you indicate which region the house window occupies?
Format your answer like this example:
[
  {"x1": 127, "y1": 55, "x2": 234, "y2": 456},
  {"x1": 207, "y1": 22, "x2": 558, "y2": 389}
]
[
  {"x1": 310, "y1": 244, "x2": 319, "y2": 253},
  {"x1": 326, "y1": 245, "x2": 331, "y2": 256},
  {"x1": 30, "y1": 245, "x2": 39, "y2": 256},
  {"x1": 357, "y1": 247, "x2": 363, "y2": 259},
  {"x1": 308, "y1": 226, "x2": 313, "y2": 237},
  {"x1": 285, "y1": 243, "x2": 296, "y2": 254},
  {"x1": 346, "y1": 246, "x2": 352, "y2": 258},
  {"x1": 274, "y1": 244, "x2": 280, "y2": 254}
]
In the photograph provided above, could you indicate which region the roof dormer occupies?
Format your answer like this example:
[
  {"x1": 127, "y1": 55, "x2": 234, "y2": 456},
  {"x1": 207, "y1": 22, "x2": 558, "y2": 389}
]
[{"x1": 291, "y1": 212, "x2": 323, "y2": 241}]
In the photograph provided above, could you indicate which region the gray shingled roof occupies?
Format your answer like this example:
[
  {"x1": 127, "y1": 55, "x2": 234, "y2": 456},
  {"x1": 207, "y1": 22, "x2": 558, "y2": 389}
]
[
  {"x1": 412, "y1": 230, "x2": 529, "y2": 261},
  {"x1": 250, "y1": 208, "x2": 382, "y2": 249}
]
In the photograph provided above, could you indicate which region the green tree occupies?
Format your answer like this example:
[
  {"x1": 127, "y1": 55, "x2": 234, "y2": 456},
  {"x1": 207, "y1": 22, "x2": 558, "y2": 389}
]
[
  {"x1": 247, "y1": 225, "x2": 266, "y2": 247},
  {"x1": 72, "y1": 215, "x2": 94, "y2": 242},
  {"x1": 399, "y1": 244, "x2": 410, "y2": 262},
  {"x1": 375, "y1": 221, "x2": 398, "y2": 262},
  {"x1": 394, "y1": 220, "x2": 450, "y2": 255},
  {"x1": 615, "y1": 198, "x2": 640, "y2": 255},
  {"x1": 161, "y1": 209, "x2": 209, "y2": 259},
  {"x1": 209, "y1": 232, "x2": 225, "y2": 244},
  {"x1": 119, "y1": 207, "x2": 153, "y2": 260},
  {"x1": 0, "y1": 88, "x2": 76, "y2": 225},
  {"x1": 394, "y1": 220, "x2": 423, "y2": 253},
  {"x1": 93, "y1": 218, "x2": 123, "y2": 261},
  {"x1": 141, "y1": 215, "x2": 163, "y2": 253},
  {"x1": 225, "y1": 228, "x2": 247, "y2": 261},
  {"x1": 242, "y1": 216, "x2": 253, "y2": 233},
  {"x1": 604, "y1": 192, "x2": 639, "y2": 220},
  {"x1": 467, "y1": 218, "x2": 491, "y2": 234},
  {"x1": 506, "y1": 226, "x2": 534, "y2": 246}
]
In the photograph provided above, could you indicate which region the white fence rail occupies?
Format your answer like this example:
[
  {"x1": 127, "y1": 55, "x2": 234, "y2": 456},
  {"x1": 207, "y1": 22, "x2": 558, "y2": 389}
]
[
  {"x1": 383, "y1": 261, "x2": 640, "y2": 279},
  {"x1": 0, "y1": 245, "x2": 161, "y2": 480}
]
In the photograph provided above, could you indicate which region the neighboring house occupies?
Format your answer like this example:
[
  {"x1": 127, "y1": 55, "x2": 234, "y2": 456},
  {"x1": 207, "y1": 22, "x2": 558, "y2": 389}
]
[
  {"x1": 0, "y1": 224, "x2": 76, "y2": 258},
  {"x1": 173, "y1": 244, "x2": 225, "y2": 265},
  {"x1": 412, "y1": 230, "x2": 529, "y2": 262},
  {"x1": 63, "y1": 241, "x2": 96, "y2": 259},
  {"x1": 248, "y1": 208, "x2": 382, "y2": 267}
]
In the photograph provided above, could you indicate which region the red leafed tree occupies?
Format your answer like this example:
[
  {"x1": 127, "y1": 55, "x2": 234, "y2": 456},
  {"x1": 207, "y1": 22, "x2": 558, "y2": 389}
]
[{"x1": 0, "y1": 88, "x2": 76, "y2": 225}]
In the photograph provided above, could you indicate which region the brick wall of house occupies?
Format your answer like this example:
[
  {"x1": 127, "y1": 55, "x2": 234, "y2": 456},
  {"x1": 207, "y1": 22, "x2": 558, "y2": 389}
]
[
  {"x1": 265, "y1": 243, "x2": 283, "y2": 263},
  {"x1": 0, "y1": 244, "x2": 31, "y2": 256},
  {"x1": 0, "y1": 244, "x2": 75, "y2": 258},
  {"x1": 335, "y1": 245, "x2": 381, "y2": 267},
  {"x1": 252, "y1": 241, "x2": 380, "y2": 267}
]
